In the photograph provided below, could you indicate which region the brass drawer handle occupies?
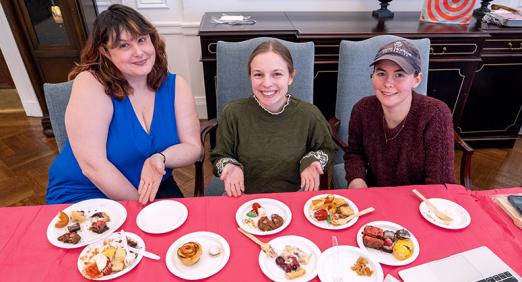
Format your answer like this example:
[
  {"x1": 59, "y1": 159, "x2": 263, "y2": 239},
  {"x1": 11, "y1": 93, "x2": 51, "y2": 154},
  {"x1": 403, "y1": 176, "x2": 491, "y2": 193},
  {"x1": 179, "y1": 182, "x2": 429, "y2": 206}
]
[
  {"x1": 507, "y1": 42, "x2": 522, "y2": 51},
  {"x1": 207, "y1": 43, "x2": 217, "y2": 54},
  {"x1": 430, "y1": 46, "x2": 447, "y2": 55}
]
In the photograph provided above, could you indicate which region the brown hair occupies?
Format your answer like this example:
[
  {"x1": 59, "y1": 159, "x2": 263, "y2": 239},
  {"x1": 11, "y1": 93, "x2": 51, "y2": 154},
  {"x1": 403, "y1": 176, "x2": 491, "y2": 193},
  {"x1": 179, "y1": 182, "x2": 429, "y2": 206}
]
[
  {"x1": 68, "y1": 4, "x2": 167, "y2": 100},
  {"x1": 248, "y1": 40, "x2": 295, "y2": 76}
]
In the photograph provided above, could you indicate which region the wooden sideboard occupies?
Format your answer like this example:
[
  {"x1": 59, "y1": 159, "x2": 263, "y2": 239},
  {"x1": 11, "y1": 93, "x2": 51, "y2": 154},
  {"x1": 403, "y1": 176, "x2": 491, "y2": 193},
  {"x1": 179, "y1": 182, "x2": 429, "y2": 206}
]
[{"x1": 199, "y1": 12, "x2": 522, "y2": 147}]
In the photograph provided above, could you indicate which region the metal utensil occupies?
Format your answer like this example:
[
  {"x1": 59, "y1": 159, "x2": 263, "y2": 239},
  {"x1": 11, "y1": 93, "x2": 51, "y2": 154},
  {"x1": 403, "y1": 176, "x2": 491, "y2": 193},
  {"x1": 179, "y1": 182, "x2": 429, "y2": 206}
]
[
  {"x1": 120, "y1": 230, "x2": 160, "y2": 260},
  {"x1": 237, "y1": 227, "x2": 277, "y2": 258},
  {"x1": 412, "y1": 189, "x2": 453, "y2": 225}
]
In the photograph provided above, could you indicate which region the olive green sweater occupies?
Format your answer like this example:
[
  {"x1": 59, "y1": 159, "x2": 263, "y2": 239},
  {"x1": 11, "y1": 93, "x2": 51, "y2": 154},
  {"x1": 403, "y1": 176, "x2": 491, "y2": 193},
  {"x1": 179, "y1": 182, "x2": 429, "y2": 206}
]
[{"x1": 211, "y1": 96, "x2": 336, "y2": 194}]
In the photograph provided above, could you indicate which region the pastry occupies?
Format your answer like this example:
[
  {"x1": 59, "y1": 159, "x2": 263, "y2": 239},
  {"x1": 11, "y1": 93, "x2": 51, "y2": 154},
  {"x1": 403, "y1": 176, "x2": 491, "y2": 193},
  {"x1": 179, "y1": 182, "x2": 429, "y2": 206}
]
[
  {"x1": 91, "y1": 211, "x2": 111, "y2": 222},
  {"x1": 285, "y1": 268, "x2": 306, "y2": 279},
  {"x1": 351, "y1": 256, "x2": 374, "y2": 277},
  {"x1": 393, "y1": 239, "x2": 414, "y2": 260},
  {"x1": 67, "y1": 222, "x2": 81, "y2": 232},
  {"x1": 71, "y1": 210, "x2": 86, "y2": 223},
  {"x1": 282, "y1": 245, "x2": 311, "y2": 264},
  {"x1": 177, "y1": 242, "x2": 202, "y2": 265},
  {"x1": 89, "y1": 219, "x2": 109, "y2": 234},
  {"x1": 57, "y1": 231, "x2": 81, "y2": 244},
  {"x1": 54, "y1": 211, "x2": 69, "y2": 228}
]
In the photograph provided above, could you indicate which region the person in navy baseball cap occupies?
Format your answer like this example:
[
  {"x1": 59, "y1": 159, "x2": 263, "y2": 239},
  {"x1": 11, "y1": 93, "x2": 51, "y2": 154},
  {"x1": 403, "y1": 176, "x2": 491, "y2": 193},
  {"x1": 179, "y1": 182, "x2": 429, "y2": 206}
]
[
  {"x1": 370, "y1": 40, "x2": 421, "y2": 75},
  {"x1": 343, "y1": 39, "x2": 455, "y2": 189}
]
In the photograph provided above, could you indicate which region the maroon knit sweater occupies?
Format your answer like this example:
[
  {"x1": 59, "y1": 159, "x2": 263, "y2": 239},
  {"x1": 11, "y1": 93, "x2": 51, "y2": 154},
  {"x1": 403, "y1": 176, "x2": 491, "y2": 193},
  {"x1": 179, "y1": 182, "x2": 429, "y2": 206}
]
[{"x1": 344, "y1": 93, "x2": 455, "y2": 187}]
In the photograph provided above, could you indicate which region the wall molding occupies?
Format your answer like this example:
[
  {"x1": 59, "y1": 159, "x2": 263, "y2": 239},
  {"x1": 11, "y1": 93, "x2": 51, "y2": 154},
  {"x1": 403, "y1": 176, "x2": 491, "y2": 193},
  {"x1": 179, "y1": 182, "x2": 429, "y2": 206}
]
[
  {"x1": 137, "y1": 0, "x2": 169, "y2": 9},
  {"x1": 154, "y1": 21, "x2": 200, "y2": 35}
]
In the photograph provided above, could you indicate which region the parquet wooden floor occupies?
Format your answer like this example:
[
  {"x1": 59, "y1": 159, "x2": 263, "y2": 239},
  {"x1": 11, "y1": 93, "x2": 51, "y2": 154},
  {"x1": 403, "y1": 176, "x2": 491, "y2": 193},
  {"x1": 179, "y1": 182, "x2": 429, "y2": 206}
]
[{"x1": 1, "y1": 112, "x2": 521, "y2": 207}]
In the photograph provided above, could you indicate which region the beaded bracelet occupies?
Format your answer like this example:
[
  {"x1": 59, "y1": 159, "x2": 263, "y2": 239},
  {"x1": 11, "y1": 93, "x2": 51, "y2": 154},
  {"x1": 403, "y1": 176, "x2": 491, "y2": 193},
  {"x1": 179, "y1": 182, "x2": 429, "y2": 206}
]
[{"x1": 157, "y1": 152, "x2": 166, "y2": 164}]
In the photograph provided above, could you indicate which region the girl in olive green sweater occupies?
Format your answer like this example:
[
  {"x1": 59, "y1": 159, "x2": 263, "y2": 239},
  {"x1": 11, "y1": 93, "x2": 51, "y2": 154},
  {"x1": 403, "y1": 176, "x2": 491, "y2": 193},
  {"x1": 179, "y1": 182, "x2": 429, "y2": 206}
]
[{"x1": 211, "y1": 40, "x2": 335, "y2": 196}]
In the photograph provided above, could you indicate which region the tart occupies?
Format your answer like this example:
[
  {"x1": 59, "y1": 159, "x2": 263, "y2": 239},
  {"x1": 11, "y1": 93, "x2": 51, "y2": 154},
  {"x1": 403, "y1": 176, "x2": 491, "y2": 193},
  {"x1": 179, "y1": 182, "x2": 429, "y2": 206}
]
[
  {"x1": 393, "y1": 239, "x2": 414, "y2": 260},
  {"x1": 55, "y1": 211, "x2": 69, "y2": 228},
  {"x1": 177, "y1": 242, "x2": 202, "y2": 265}
]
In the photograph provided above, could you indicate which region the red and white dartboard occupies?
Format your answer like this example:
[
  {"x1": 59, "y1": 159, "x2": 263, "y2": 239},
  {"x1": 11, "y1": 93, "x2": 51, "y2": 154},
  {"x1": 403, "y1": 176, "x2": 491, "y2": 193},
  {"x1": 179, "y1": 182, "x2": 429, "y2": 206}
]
[{"x1": 420, "y1": 0, "x2": 477, "y2": 24}]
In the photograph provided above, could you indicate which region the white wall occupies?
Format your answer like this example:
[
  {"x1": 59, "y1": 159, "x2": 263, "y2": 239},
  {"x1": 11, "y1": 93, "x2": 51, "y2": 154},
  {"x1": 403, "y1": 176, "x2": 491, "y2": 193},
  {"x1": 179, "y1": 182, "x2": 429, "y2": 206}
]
[{"x1": 1, "y1": 0, "x2": 521, "y2": 118}]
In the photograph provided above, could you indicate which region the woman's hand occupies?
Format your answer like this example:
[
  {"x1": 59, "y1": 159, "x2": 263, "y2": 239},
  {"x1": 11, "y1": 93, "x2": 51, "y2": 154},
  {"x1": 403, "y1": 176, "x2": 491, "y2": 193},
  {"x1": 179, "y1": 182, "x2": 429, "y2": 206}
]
[
  {"x1": 220, "y1": 163, "x2": 244, "y2": 197},
  {"x1": 348, "y1": 178, "x2": 368, "y2": 189},
  {"x1": 300, "y1": 161, "x2": 324, "y2": 192},
  {"x1": 138, "y1": 153, "x2": 166, "y2": 204}
]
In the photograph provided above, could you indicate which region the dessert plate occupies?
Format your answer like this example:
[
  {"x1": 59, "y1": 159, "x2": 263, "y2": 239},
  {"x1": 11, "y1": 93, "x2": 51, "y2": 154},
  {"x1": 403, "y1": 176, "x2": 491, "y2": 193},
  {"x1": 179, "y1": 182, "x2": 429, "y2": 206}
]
[
  {"x1": 136, "y1": 200, "x2": 188, "y2": 234},
  {"x1": 47, "y1": 198, "x2": 127, "y2": 248},
  {"x1": 356, "y1": 221, "x2": 420, "y2": 266},
  {"x1": 419, "y1": 198, "x2": 471, "y2": 230},
  {"x1": 77, "y1": 232, "x2": 144, "y2": 280},
  {"x1": 303, "y1": 194, "x2": 359, "y2": 230},
  {"x1": 235, "y1": 198, "x2": 292, "y2": 236},
  {"x1": 258, "y1": 235, "x2": 320, "y2": 282},
  {"x1": 318, "y1": 245, "x2": 383, "y2": 282},
  {"x1": 165, "y1": 231, "x2": 230, "y2": 280}
]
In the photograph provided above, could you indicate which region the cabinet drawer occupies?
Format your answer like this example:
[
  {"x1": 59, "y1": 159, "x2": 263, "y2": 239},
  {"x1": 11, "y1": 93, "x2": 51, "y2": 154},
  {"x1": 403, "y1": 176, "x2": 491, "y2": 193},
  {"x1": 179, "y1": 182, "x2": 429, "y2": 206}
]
[
  {"x1": 483, "y1": 39, "x2": 522, "y2": 54},
  {"x1": 429, "y1": 43, "x2": 479, "y2": 57}
]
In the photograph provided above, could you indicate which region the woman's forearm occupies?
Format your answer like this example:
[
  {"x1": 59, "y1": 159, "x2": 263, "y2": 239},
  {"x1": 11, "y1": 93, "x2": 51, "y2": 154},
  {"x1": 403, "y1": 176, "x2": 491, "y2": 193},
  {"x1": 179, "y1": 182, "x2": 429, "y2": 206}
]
[
  {"x1": 162, "y1": 142, "x2": 201, "y2": 168},
  {"x1": 81, "y1": 160, "x2": 139, "y2": 200}
]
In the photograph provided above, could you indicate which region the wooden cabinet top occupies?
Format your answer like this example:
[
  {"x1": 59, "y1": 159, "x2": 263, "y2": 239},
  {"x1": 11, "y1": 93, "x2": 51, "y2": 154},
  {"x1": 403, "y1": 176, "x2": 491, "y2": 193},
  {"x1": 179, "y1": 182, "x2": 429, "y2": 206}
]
[{"x1": 199, "y1": 11, "x2": 522, "y2": 38}]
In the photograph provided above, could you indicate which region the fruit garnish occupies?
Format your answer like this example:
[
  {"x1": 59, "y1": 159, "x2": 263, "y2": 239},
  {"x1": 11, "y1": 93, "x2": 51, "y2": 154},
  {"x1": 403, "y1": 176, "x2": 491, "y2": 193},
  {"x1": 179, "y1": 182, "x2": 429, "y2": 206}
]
[{"x1": 55, "y1": 211, "x2": 69, "y2": 228}]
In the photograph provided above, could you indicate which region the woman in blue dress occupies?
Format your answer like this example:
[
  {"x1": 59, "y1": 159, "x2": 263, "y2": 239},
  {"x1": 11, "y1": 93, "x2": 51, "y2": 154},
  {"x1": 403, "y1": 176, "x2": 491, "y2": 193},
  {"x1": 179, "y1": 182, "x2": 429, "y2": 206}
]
[{"x1": 46, "y1": 4, "x2": 201, "y2": 204}]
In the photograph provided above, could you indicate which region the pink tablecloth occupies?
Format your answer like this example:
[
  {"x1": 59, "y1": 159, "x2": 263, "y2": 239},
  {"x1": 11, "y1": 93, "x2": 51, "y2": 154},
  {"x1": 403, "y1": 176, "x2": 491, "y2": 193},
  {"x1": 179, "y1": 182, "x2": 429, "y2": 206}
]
[{"x1": 1, "y1": 184, "x2": 521, "y2": 281}]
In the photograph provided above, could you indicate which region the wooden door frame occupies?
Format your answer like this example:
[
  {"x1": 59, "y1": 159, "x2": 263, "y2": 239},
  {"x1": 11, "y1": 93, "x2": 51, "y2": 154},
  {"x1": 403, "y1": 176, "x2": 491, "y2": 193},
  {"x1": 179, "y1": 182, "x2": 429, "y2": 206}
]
[
  {"x1": 0, "y1": 0, "x2": 92, "y2": 136},
  {"x1": 0, "y1": 0, "x2": 50, "y2": 135}
]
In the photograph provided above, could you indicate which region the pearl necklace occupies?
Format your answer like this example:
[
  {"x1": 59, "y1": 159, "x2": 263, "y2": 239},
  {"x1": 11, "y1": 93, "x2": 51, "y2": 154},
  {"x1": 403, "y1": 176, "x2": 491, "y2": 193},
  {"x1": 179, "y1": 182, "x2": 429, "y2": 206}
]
[
  {"x1": 253, "y1": 94, "x2": 291, "y2": 115},
  {"x1": 383, "y1": 116, "x2": 406, "y2": 144}
]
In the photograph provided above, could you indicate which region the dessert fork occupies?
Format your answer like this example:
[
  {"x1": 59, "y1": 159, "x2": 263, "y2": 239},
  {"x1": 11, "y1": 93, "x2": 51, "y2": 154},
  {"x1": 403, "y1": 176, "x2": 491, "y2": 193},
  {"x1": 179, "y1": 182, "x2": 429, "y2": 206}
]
[
  {"x1": 237, "y1": 227, "x2": 277, "y2": 258},
  {"x1": 412, "y1": 189, "x2": 453, "y2": 225}
]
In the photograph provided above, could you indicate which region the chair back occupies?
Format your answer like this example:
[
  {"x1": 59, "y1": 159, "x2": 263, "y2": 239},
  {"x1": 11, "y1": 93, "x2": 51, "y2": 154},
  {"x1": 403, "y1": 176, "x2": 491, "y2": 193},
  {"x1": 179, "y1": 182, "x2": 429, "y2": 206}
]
[
  {"x1": 44, "y1": 81, "x2": 73, "y2": 151},
  {"x1": 204, "y1": 38, "x2": 315, "y2": 196},
  {"x1": 216, "y1": 37, "x2": 315, "y2": 119},
  {"x1": 333, "y1": 35, "x2": 430, "y2": 187}
]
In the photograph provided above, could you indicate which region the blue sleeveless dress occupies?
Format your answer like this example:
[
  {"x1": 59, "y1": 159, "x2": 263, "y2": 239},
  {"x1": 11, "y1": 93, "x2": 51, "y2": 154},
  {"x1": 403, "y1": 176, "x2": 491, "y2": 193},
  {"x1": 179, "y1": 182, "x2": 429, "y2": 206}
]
[{"x1": 46, "y1": 73, "x2": 181, "y2": 204}]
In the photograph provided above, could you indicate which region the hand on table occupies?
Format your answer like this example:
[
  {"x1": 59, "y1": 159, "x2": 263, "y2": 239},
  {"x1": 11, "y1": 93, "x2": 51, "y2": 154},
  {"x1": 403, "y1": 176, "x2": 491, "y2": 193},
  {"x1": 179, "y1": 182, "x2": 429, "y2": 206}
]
[
  {"x1": 300, "y1": 161, "x2": 323, "y2": 191},
  {"x1": 138, "y1": 153, "x2": 166, "y2": 204},
  {"x1": 221, "y1": 163, "x2": 244, "y2": 197}
]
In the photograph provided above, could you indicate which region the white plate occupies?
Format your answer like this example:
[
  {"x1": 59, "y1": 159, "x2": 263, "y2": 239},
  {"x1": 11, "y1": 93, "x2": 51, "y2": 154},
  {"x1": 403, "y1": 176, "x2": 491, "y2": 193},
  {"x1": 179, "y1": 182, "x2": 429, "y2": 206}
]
[
  {"x1": 235, "y1": 198, "x2": 292, "y2": 236},
  {"x1": 318, "y1": 245, "x2": 383, "y2": 282},
  {"x1": 258, "y1": 235, "x2": 320, "y2": 282},
  {"x1": 136, "y1": 200, "x2": 188, "y2": 234},
  {"x1": 165, "y1": 231, "x2": 230, "y2": 280},
  {"x1": 47, "y1": 198, "x2": 127, "y2": 249},
  {"x1": 356, "y1": 221, "x2": 420, "y2": 266},
  {"x1": 77, "y1": 232, "x2": 144, "y2": 280},
  {"x1": 303, "y1": 194, "x2": 359, "y2": 230},
  {"x1": 419, "y1": 198, "x2": 471, "y2": 230}
]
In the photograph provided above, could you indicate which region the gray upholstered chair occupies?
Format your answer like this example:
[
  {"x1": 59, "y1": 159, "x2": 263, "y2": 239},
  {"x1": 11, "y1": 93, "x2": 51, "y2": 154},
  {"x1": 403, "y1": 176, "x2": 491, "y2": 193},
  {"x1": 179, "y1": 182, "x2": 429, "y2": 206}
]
[
  {"x1": 330, "y1": 35, "x2": 473, "y2": 189},
  {"x1": 44, "y1": 81, "x2": 73, "y2": 152},
  {"x1": 198, "y1": 37, "x2": 315, "y2": 196}
]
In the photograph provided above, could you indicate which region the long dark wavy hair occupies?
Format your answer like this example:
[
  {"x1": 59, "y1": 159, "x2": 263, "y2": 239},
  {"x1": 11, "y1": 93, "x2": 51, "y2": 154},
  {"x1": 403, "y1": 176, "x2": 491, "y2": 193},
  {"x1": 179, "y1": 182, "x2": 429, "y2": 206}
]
[{"x1": 69, "y1": 4, "x2": 167, "y2": 100}]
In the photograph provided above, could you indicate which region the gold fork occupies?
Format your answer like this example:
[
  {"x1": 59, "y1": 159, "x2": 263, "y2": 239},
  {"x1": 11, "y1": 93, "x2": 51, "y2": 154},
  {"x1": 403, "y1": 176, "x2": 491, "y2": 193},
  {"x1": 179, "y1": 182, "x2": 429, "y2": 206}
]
[
  {"x1": 331, "y1": 207, "x2": 375, "y2": 225},
  {"x1": 412, "y1": 189, "x2": 453, "y2": 225},
  {"x1": 237, "y1": 227, "x2": 277, "y2": 258}
]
